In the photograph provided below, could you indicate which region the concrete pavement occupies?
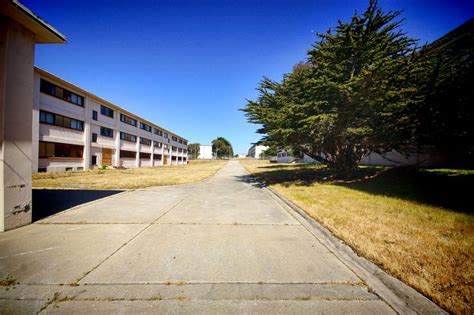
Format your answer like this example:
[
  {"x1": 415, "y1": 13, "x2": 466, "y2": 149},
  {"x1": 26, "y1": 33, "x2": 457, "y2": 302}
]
[{"x1": 0, "y1": 161, "x2": 443, "y2": 314}]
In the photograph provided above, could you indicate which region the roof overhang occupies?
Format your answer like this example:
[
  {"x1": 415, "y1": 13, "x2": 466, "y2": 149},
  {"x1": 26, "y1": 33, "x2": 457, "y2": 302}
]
[{"x1": 0, "y1": 0, "x2": 66, "y2": 43}]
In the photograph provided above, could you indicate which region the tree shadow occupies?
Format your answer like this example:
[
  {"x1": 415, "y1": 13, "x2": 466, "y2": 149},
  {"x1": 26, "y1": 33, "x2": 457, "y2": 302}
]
[
  {"x1": 237, "y1": 166, "x2": 473, "y2": 214},
  {"x1": 32, "y1": 189, "x2": 123, "y2": 222}
]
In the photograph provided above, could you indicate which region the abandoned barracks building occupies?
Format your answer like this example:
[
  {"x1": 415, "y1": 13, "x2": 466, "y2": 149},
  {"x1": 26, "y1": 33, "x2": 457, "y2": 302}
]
[{"x1": 33, "y1": 67, "x2": 188, "y2": 172}]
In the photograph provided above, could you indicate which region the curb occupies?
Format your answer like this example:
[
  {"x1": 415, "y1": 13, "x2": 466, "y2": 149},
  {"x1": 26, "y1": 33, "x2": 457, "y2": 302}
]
[{"x1": 262, "y1": 184, "x2": 446, "y2": 314}]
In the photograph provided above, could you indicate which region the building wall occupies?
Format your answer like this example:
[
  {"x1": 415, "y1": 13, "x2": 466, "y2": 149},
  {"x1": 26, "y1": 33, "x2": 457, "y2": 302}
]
[
  {"x1": 198, "y1": 145, "x2": 213, "y2": 159},
  {"x1": 33, "y1": 69, "x2": 188, "y2": 172},
  {"x1": 359, "y1": 150, "x2": 446, "y2": 167},
  {"x1": 247, "y1": 144, "x2": 268, "y2": 159},
  {"x1": 0, "y1": 18, "x2": 35, "y2": 231}
]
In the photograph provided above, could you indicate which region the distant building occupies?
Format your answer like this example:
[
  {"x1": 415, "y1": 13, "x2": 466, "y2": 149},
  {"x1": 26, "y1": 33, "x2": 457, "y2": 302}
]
[
  {"x1": 198, "y1": 145, "x2": 213, "y2": 159},
  {"x1": 247, "y1": 144, "x2": 268, "y2": 159}
]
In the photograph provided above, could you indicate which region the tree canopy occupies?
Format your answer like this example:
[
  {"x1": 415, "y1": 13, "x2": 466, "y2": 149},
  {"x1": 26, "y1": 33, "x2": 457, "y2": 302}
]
[
  {"x1": 212, "y1": 137, "x2": 234, "y2": 159},
  {"x1": 187, "y1": 143, "x2": 200, "y2": 159},
  {"x1": 242, "y1": 0, "x2": 431, "y2": 174}
]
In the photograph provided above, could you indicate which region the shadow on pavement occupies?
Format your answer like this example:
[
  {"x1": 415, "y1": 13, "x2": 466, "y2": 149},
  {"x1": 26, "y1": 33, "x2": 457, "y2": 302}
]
[{"x1": 32, "y1": 189, "x2": 124, "y2": 222}]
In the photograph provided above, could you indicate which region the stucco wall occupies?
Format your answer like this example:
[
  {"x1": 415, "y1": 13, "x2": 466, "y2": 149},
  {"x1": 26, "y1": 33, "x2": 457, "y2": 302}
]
[{"x1": 0, "y1": 18, "x2": 35, "y2": 231}]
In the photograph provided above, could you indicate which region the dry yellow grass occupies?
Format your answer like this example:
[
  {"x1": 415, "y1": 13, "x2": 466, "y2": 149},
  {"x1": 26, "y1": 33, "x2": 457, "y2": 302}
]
[
  {"x1": 33, "y1": 160, "x2": 227, "y2": 189},
  {"x1": 240, "y1": 159, "x2": 474, "y2": 314}
]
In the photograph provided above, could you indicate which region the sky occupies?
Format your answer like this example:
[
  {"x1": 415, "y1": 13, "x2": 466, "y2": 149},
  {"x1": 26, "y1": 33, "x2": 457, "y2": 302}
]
[{"x1": 24, "y1": 0, "x2": 474, "y2": 154}]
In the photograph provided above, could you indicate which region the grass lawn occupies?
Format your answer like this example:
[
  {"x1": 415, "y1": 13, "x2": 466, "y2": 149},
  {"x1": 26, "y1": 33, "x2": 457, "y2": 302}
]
[
  {"x1": 33, "y1": 160, "x2": 227, "y2": 190},
  {"x1": 240, "y1": 159, "x2": 473, "y2": 314}
]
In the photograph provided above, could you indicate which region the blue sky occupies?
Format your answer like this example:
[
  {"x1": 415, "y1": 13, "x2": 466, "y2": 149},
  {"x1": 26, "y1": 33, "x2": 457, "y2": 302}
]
[{"x1": 24, "y1": 0, "x2": 473, "y2": 154}]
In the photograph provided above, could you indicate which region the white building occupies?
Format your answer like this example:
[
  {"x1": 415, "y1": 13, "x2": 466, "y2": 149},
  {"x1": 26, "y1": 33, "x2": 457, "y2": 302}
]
[
  {"x1": 198, "y1": 145, "x2": 213, "y2": 159},
  {"x1": 33, "y1": 67, "x2": 188, "y2": 172},
  {"x1": 247, "y1": 144, "x2": 268, "y2": 159}
]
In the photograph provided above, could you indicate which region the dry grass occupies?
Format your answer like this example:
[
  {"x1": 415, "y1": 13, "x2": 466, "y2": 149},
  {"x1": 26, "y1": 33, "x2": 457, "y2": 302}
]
[
  {"x1": 240, "y1": 159, "x2": 474, "y2": 314},
  {"x1": 33, "y1": 160, "x2": 227, "y2": 189}
]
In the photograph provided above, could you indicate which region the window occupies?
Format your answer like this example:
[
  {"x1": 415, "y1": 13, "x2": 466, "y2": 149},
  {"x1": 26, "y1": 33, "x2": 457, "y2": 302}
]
[
  {"x1": 154, "y1": 141, "x2": 163, "y2": 148},
  {"x1": 183, "y1": 140, "x2": 188, "y2": 145},
  {"x1": 92, "y1": 110, "x2": 98, "y2": 121},
  {"x1": 120, "y1": 113, "x2": 137, "y2": 126},
  {"x1": 92, "y1": 133, "x2": 97, "y2": 143},
  {"x1": 183, "y1": 149, "x2": 187, "y2": 154},
  {"x1": 154, "y1": 154, "x2": 162, "y2": 160},
  {"x1": 120, "y1": 150, "x2": 136, "y2": 158},
  {"x1": 100, "y1": 105, "x2": 114, "y2": 118},
  {"x1": 178, "y1": 148, "x2": 182, "y2": 153},
  {"x1": 120, "y1": 132, "x2": 137, "y2": 143},
  {"x1": 39, "y1": 111, "x2": 54, "y2": 124},
  {"x1": 139, "y1": 152, "x2": 151, "y2": 159},
  {"x1": 100, "y1": 126, "x2": 114, "y2": 138},
  {"x1": 40, "y1": 79, "x2": 84, "y2": 107},
  {"x1": 172, "y1": 136, "x2": 178, "y2": 142},
  {"x1": 164, "y1": 133, "x2": 169, "y2": 139},
  {"x1": 172, "y1": 146, "x2": 177, "y2": 151},
  {"x1": 40, "y1": 110, "x2": 84, "y2": 131},
  {"x1": 140, "y1": 122, "x2": 152, "y2": 132},
  {"x1": 178, "y1": 139, "x2": 183, "y2": 144},
  {"x1": 91, "y1": 156, "x2": 97, "y2": 166},
  {"x1": 153, "y1": 128, "x2": 163, "y2": 136},
  {"x1": 140, "y1": 137, "x2": 151, "y2": 146},
  {"x1": 164, "y1": 144, "x2": 169, "y2": 149},
  {"x1": 39, "y1": 141, "x2": 83, "y2": 158}
]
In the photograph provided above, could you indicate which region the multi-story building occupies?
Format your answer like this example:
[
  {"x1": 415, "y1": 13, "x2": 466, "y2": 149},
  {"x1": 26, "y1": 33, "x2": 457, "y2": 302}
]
[
  {"x1": 247, "y1": 144, "x2": 268, "y2": 159},
  {"x1": 32, "y1": 67, "x2": 188, "y2": 172},
  {"x1": 198, "y1": 145, "x2": 213, "y2": 159}
]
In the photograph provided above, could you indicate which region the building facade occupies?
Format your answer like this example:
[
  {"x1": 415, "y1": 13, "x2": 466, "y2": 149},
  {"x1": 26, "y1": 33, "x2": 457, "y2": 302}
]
[
  {"x1": 33, "y1": 67, "x2": 188, "y2": 172},
  {"x1": 247, "y1": 144, "x2": 268, "y2": 159},
  {"x1": 198, "y1": 145, "x2": 213, "y2": 159}
]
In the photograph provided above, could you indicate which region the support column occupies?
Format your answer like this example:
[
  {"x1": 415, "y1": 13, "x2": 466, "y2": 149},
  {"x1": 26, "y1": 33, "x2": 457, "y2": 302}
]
[
  {"x1": 168, "y1": 145, "x2": 172, "y2": 166},
  {"x1": 32, "y1": 75, "x2": 40, "y2": 172},
  {"x1": 136, "y1": 137, "x2": 140, "y2": 168},
  {"x1": 0, "y1": 19, "x2": 35, "y2": 231},
  {"x1": 160, "y1": 146, "x2": 164, "y2": 166},
  {"x1": 150, "y1": 141, "x2": 154, "y2": 167},
  {"x1": 114, "y1": 112, "x2": 120, "y2": 167},
  {"x1": 83, "y1": 97, "x2": 91, "y2": 170}
]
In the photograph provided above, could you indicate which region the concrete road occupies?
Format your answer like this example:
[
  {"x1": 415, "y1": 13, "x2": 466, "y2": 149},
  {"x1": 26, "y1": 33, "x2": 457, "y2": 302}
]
[{"x1": 0, "y1": 161, "x2": 442, "y2": 314}]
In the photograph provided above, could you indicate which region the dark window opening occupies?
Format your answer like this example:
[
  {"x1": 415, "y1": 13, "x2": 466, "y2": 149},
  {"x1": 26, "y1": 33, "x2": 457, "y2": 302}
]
[
  {"x1": 153, "y1": 128, "x2": 163, "y2": 136},
  {"x1": 120, "y1": 113, "x2": 137, "y2": 126},
  {"x1": 92, "y1": 110, "x2": 98, "y2": 121},
  {"x1": 140, "y1": 137, "x2": 151, "y2": 146},
  {"x1": 139, "y1": 152, "x2": 151, "y2": 159},
  {"x1": 120, "y1": 132, "x2": 137, "y2": 142},
  {"x1": 120, "y1": 150, "x2": 136, "y2": 158},
  {"x1": 40, "y1": 79, "x2": 84, "y2": 107},
  {"x1": 40, "y1": 110, "x2": 84, "y2": 131},
  {"x1": 140, "y1": 122, "x2": 152, "y2": 132},
  {"x1": 100, "y1": 105, "x2": 114, "y2": 118},
  {"x1": 92, "y1": 133, "x2": 98, "y2": 143},
  {"x1": 100, "y1": 126, "x2": 114, "y2": 138},
  {"x1": 39, "y1": 141, "x2": 83, "y2": 159}
]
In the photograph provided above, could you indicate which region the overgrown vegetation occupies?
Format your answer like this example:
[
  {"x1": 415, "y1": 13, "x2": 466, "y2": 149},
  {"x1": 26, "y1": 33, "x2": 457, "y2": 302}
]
[
  {"x1": 32, "y1": 160, "x2": 226, "y2": 189},
  {"x1": 240, "y1": 159, "x2": 473, "y2": 314}
]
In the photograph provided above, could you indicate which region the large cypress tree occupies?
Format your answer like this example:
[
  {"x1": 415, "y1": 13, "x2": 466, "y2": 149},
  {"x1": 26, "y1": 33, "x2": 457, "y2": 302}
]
[{"x1": 242, "y1": 0, "x2": 421, "y2": 175}]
